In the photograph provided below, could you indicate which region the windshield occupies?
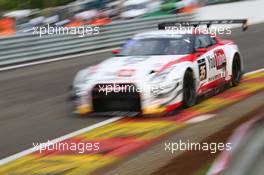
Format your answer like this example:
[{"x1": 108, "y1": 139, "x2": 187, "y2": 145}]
[{"x1": 119, "y1": 36, "x2": 192, "y2": 56}]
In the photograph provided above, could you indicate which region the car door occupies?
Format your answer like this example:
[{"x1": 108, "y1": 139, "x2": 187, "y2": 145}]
[
  {"x1": 206, "y1": 36, "x2": 228, "y2": 84},
  {"x1": 195, "y1": 34, "x2": 226, "y2": 93}
]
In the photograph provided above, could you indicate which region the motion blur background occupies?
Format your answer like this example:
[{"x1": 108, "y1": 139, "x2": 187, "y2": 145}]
[{"x1": 0, "y1": 0, "x2": 218, "y2": 36}]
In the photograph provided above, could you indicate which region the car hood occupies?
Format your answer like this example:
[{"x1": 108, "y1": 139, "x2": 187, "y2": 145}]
[{"x1": 88, "y1": 55, "x2": 187, "y2": 81}]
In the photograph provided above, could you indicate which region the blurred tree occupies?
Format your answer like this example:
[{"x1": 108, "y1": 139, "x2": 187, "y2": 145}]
[{"x1": 0, "y1": 0, "x2": 75, "y2": 10}]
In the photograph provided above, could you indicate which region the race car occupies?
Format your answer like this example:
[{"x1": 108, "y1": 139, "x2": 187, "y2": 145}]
[{"x1": 71, "y1": 20, "x2": 247, "y2": 116}]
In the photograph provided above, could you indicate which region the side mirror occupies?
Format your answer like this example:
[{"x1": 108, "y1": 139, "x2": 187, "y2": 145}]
[
  {"x1": 196, "y1": 48, "x2": 207, "y2": 53},
  {"x1": 112, "y1": 50, "x2": 120, "y2": 54}
]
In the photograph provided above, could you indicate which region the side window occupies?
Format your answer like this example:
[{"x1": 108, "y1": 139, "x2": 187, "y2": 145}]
[
  {"x1": 194, "y1": 35, "x2": 212, "y2": 49},
  {"x1": 165, "y1": 40, "x2": 190, "y2": 55},
  {"x1": 210, "y1": 36, "x2": 217, "y2": 45}
]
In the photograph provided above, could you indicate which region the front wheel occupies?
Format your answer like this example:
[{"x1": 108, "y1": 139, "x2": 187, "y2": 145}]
[
  {"x1": 183, "y1": 70, "x2": 197, "y2": 108},
  {"x1": 231, "y1": 55, "x2": 242, "y2": 86}
]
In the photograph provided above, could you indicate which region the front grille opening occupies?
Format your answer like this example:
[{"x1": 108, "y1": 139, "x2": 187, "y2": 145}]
[{"x1": 91, "y1": 83, "x2": 141, "y2": 113}]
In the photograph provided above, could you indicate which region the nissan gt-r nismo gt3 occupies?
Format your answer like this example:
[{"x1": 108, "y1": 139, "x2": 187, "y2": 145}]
[{"x1": 71, "y1": 29, "x2": 243, "y2": 116}]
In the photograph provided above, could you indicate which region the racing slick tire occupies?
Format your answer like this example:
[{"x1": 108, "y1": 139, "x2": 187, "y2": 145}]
[
  {"x1": 231, "y1": 54, "x2": 242, "y2": 86},
  {"x1": 183, "y1": 69, "x2": 197, "y2": 108}
]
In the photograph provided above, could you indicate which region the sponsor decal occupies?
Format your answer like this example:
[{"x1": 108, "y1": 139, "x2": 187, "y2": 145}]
[
  {"x1": 207, "y1": 49, "x2": 227, "y2": 70},
  {"x1": 208, "y1": 73, "x2": 222, "y2": 82},
  {"x1": 117, "y1": 69, "x2": 135, "y2": 77},
  {"x1": 214, "y1": 49, "x2": 227, "y2": 70}
]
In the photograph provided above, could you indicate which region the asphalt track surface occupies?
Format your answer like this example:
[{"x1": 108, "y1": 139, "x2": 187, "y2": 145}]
[{"x1": 0, "y1": 23, "x2": 264, "y2": 159}]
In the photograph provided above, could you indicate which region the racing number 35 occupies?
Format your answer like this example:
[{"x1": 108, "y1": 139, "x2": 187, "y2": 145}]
[{"x1": 198, "y1": 58, "x2": 207, "y2": 81}]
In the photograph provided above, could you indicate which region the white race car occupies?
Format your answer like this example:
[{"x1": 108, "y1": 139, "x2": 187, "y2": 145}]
[{"x1": 71, "y1": 20, "x2": 247, "y2": 116}]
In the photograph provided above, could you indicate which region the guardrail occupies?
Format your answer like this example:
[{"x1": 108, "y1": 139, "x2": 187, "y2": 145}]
[{"x1": 0, "y1": 13, "x2": 193, "y2": 67}]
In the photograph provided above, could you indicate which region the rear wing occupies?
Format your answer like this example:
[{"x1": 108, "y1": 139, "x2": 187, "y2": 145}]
[{"x1": 158, "y1": 19, "x2": 248, "y2": 31}]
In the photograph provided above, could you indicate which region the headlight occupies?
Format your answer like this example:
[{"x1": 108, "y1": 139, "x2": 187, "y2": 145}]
[
  {"x1": 75, "y1": 88, "x2": 87, "y2": 96},
  {"x1": 151, "y1": 80, "x2": 180, "y2": 96},
  {"x1": 151, "y1": 66, "x2": 174, "y2": 83},
  {"x1": 150, "y1": 66, "x2": 180, "y2": 96}
]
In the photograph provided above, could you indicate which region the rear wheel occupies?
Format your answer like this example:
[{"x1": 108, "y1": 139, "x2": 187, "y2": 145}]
[
  {"x1": 183, "y1": 70, "x2": 197, "y2": 108},
  {"x1": 231, "y1": 55, "x2": 242, "y2": 86}
]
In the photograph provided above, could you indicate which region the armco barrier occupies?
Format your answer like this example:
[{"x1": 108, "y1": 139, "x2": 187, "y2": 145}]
[{"x1": 0, "y1": 13, "x2": 193, "y2": 67}]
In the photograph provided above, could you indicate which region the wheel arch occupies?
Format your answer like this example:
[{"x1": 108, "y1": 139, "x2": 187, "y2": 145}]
[
  {"x1": 182, "y1": 67, "x2": 197, "y2": 107},
  {"x1": 229, "y1": 52, "x2": 244, "y2": 76},
  {"x1": 167, "y1": 62, "x2": 199, "y2": 91}
]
